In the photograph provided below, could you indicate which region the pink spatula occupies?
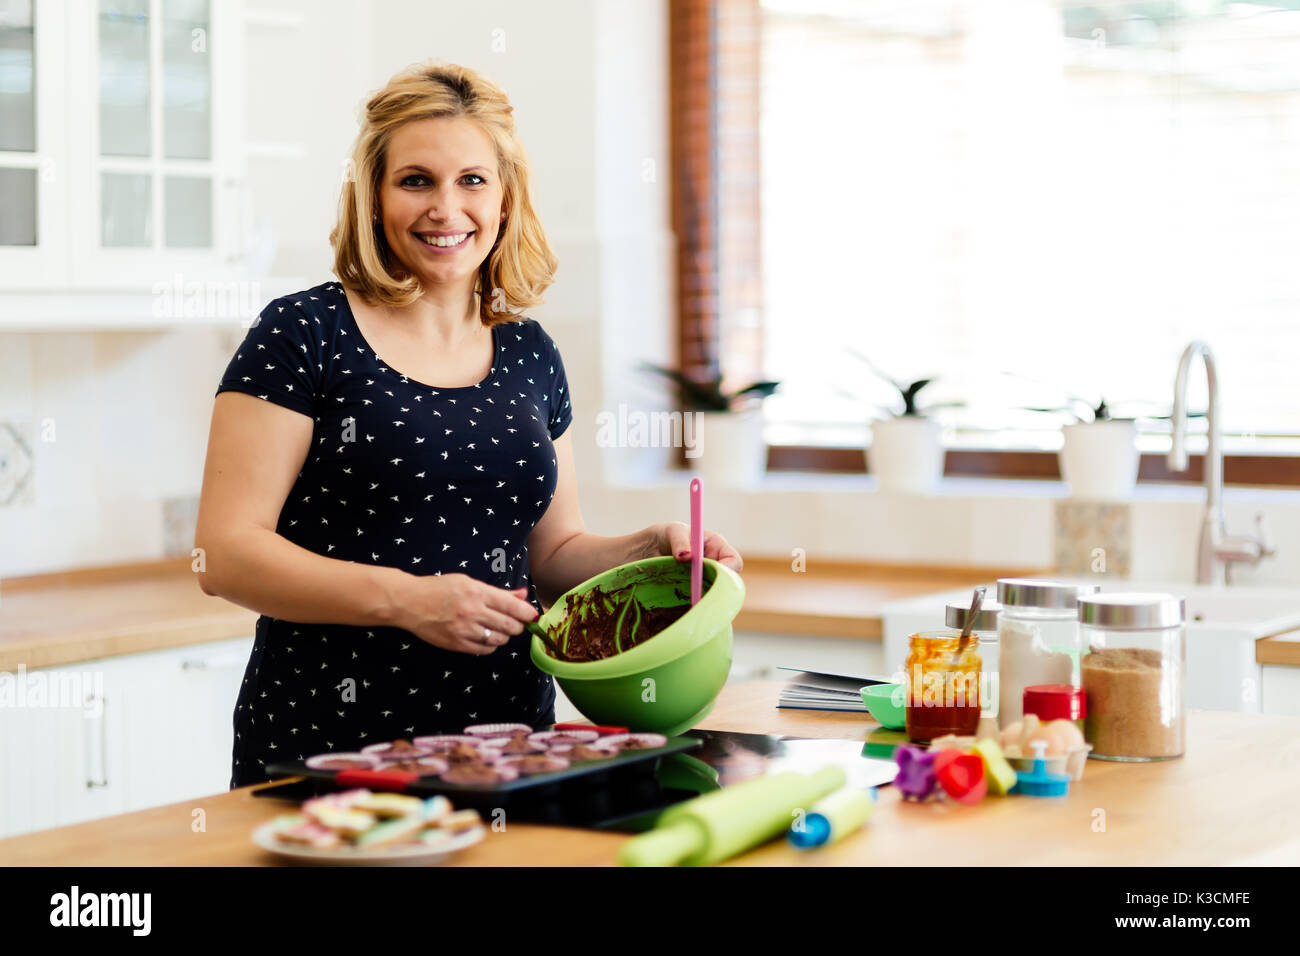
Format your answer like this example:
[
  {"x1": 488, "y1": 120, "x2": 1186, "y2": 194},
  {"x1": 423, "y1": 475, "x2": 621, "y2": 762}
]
[{"x1": 690, "y1": 477, "x2": 703, "y2": 606}]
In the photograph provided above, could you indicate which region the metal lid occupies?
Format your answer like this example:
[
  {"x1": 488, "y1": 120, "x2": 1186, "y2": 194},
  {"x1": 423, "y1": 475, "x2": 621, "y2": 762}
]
[
  {"x1": 945, "y1": 600, "x2": 1002, "y2": 632},
  {"x1": 997, "y1": 578, "x2": 1100, "y2": 610},
  {"x1": 1078, "y1": 593, "x2": 1185, "y2": 630}
]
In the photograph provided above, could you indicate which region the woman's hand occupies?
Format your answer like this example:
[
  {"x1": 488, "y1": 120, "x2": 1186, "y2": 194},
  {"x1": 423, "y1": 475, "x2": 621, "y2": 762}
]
[
  {"x1": 394, "y1": 574, "x2": 539, "y2": 655},
  {"x1": 652, "y1": 522, "x2": 743, "y2": 573}
]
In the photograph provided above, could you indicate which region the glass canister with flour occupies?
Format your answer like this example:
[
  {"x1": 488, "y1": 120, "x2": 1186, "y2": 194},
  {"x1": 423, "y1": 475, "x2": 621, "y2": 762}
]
[
  {"x1": 996, "y1": 579, "x2": 1099, "y2": 729},
  {"x1": 1079, "y1": 593, "x2": 1186, "y2": 761}
]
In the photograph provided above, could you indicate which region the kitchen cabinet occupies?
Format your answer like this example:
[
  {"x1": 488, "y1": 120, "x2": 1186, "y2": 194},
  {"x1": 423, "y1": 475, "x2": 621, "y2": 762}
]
[
  {"x1": 0, "y1": 656, "x2": 128, "y2": 838},
  {"x1": 1262, "y1": 666, "x2": 1300, "y2": 717},
  {"x1": 0, "y1": 635, "x2": 252, "y2": 840},
  {"x1": 0, "y1": 0, "x2": 248, "y2": 326},
  {"x1": 117, "y1": 636, "x2": 253, "y2": 811}
]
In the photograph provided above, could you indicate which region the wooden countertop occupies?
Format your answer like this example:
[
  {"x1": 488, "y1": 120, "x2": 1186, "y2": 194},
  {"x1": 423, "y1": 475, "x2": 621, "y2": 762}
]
[
  {"x1": 0, "y1": 560, "x2": 258, "y2": 672},
  {"x1": 731, "y1": 557, "x2": 1031, "y2": 639},
  {"x1": 0, "y1": 557, "x2": 1033, "y2": 671},
  {"x1": 3, "y1": 680, "x2": 1297, "y2": 866}
]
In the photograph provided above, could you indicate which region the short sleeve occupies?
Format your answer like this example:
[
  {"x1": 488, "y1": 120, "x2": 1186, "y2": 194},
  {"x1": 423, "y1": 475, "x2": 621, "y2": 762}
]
[
  {"x1": 216, "y1": 298, "x2": 321, "y2": 418},
  {"x1": 536, "y1": 323, "x2": 572, "y2": 441}
]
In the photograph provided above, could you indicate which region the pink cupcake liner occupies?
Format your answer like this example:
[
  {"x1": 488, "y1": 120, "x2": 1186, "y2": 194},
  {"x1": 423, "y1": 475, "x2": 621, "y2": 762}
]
[
  {"x1": 412, "y1": 735, "x2": 482, "y2": 751},
  {"x1": 305, "y1": 753, "x2": 380, "y2": 771},
  {"x1": 599, "y1": 733, "x2": 668, "y2": 751},
  {"x1": 528, "y1": 730, "x2": 599, "y2": 746},
  {"x1": 360, "y1": 740, "x2": 434, "y2": 758},
  {"x1": 463, "y1": 723, "x2": 533, "y2": 738},
  {"x1": 500, "y1": 754, "x2": 571, "y2": 775},
  {"x1": 374, "y1": 755, "x2": 451, "y2": 776},
  {"x1": 482, "y1": 736, "x2": 547, "y2": 755},
  {"x1": 440, "y1": 763, "x2": 520, "y2": 785},
  {"x1": 549, "y1": 743, "x2": 618, "y2": 762}
]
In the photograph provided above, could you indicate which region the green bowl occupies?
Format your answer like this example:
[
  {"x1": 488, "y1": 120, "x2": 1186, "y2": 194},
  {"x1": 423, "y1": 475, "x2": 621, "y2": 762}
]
[
  {"x1": 861, "y1": 682, "x2": 906, "y2": 729},
  {"x1": 530, "y1": 556, "x2": 745, "y2": 736}
]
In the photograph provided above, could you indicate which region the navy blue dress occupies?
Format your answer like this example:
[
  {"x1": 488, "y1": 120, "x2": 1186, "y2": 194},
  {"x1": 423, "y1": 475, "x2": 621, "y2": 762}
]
[{"x1": 214, "y1": 280, "x2": 572, "y2": 787}]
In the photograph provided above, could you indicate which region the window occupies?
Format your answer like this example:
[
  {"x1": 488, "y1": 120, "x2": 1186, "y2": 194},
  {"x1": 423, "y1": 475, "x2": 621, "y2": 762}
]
[{"x1": 755, "y1": 0, "x2": 1300, "y2": 475}]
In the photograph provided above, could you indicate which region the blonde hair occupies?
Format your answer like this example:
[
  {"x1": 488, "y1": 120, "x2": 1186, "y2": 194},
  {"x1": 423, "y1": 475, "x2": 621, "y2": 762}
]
[{"x1": 330, "y1": 60, "x2": 558, "y2": 325}]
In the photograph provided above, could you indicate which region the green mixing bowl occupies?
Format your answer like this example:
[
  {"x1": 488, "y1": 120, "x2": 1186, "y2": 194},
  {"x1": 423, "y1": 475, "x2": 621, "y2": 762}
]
[
  {"x1": 530, "y1": 556, "x2": 745, "y2": 735},
  {"x1": 861, "y1": 682, "x2": 906, "y2": 729}
]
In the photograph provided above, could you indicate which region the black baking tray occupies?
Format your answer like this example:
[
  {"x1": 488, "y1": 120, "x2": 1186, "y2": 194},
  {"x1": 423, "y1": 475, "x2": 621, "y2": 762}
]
[{"x1": 262, "y1": 735, "x2": 703, "y2": 827}]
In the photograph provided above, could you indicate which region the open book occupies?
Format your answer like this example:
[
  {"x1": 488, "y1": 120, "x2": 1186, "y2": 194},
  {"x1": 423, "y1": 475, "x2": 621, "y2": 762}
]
[{"x1": 776, "y1": 666, "x2": 895, "y2": 713}]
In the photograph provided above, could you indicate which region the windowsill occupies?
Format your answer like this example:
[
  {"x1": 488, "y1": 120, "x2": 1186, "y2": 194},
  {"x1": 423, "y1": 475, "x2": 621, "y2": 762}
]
[{"x1": 605, "y1": 468, "x2": 1300, "y2": 504}]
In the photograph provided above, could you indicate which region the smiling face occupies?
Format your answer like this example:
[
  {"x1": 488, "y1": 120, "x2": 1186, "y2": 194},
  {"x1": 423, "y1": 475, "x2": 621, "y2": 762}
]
[{"x1": 377, "y1": 115, "x2": 506, "y2": 296}]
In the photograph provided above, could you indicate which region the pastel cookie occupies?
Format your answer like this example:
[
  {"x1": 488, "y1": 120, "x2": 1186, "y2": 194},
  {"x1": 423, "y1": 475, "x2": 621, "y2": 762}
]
[{"x1": 353, "y1": 814, "x2": 424, "y2": 848}]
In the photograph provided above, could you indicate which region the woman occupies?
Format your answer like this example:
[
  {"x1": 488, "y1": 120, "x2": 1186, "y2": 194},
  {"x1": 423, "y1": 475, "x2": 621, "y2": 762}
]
[{"x1": 195, "y1": 61, "x2": 743, "y2": 788}]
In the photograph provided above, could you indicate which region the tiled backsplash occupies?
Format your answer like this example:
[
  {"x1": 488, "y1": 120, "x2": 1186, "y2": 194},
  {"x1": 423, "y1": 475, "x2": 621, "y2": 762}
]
[
  {"x1": 0, "y1": 329, "x2": 232, "y2": 577},
  {"x1": 162, "y1": 495, "x2": 201, "y2": 559},
  {"x1": 1053, "y1": 500, "x2": 1132, "y2": 578},
  {"x1": 0, "y1": 420, "x2": 35, "y2": 508}
]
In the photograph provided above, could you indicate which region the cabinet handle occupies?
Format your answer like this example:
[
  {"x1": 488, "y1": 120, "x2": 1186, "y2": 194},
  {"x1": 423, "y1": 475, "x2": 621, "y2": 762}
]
[{"x1": 84, "y1": 694, "x2": 109, "y2": 790}]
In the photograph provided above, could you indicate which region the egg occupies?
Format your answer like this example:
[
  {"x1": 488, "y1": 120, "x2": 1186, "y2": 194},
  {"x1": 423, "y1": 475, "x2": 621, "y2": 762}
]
[{"x1": 1024, "y1": 719, "x2": 1084, "y2": 757}]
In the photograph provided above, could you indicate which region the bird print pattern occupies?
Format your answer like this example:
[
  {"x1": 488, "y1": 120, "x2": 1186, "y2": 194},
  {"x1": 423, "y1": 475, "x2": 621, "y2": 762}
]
[{"x1": 215, "y1": 280, "x2": 572, "y2": 787}]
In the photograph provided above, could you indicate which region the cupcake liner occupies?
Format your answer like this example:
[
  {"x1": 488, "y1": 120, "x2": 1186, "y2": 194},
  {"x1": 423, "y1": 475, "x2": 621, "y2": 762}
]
[
  {"x1": 440, "y1": 763, "x2": 519, "y2": 785},
  {"x1": 528, "y1": 730, "x2": 599, "y2": 746},
  {"x1": 600, "y1": 733, "x2": 668, "y2": 751},
  {"x1": 440, "y1": 741, "x2": 490, "y2": 764},
  {"x1": 500, "y1": 754, "x2": 570, "y2": 775},
  {"x1": 375, "y1": 756, "x2": 451, "y2": 775},
  {"x1": 412, "y1": 734, "x2": 482, "y2": 751},
  {"x1": 305, "y1": 753, "x2": 380, "y2": 771},
  {"x1": 360, "y1": 739, "x2": 433, "y2": 758},
  {"x1": 549, "y1": 743, "x2": 617, "y2": 762},
  {"x1": 463, "y1": 723, "x2": 533, "y2": 738},
  {"x1": 486, "y1": 736, "x2": 547, "y2": 755}
]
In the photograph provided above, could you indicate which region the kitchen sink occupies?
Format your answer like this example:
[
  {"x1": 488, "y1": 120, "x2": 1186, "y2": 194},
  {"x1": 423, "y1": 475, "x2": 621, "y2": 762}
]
[{"x1": 881, "y1": 579, "x2": 1300, "y2": 715}]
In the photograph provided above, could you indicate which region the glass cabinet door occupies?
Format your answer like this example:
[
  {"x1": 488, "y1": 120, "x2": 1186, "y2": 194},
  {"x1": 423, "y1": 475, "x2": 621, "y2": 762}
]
[
  {"x1": 0, "y1": 0, "x2": 38, "y2": 247},
  {"x1": 94, "y1": 0, "x2": 213, "y2": 253}
]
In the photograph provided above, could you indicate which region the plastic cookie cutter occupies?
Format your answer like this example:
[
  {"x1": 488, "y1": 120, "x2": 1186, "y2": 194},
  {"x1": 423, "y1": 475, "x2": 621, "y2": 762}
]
[
  {"x1": 1013, "y1": 740, "x2": 1071, "y2": 797},
  {"x1": 893, "y1": 745, "x2": 938, "y2": 801},
  {"x1": 971, "y1": 737, "x2": 1018, "y2": 796},
  {"x1": 933, "y1": 748, "x2": 987, "y2": 805}
]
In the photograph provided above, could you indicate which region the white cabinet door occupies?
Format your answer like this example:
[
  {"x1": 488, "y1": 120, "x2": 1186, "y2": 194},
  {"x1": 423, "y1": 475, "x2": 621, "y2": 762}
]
[
  {"x1": 0, "y1": 657, "x2": 128, "y2": 840},
  {"x1": 1262, "y1": 666, "x2": 1300, "y2": 717},
  {"x1": 117, "y1": 636, "x2": 253, "y2": 812}
]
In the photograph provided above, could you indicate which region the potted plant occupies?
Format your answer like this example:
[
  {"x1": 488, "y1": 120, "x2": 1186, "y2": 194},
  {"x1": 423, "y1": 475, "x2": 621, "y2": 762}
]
[
  {"x1": 640, "y1": 363, "x2": 780, "y2": 488},
  {"x1": 848, "y1": 350, "x2": 964, "y2": 494},
  {"x1": 1020, "y1": 389, "x2": 1192, "y2": 501}
]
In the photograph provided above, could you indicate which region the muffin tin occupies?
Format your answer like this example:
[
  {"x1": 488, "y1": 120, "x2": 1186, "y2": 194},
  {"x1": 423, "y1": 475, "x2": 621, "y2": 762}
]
[{"x1": 264, "y1": 725, "x2": 702, "y2": 827}]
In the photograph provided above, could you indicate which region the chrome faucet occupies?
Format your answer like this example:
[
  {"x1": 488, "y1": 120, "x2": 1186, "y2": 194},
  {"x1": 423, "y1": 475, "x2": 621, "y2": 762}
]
[{"x1": 1167, "y1": 341, "x2": 1274, "y2": 585}]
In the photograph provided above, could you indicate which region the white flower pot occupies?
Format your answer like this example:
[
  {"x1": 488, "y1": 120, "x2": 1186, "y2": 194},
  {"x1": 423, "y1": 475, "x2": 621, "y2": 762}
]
[
  {"x1": 866, "y1": 416, "x2": 944, "y2": 493},
  {"x1": 1059, "y1": 420, "x2": 1139, "y2": 500},
  {"x1": 691, "y1": 408, "x2": 766, "y2": 489}
]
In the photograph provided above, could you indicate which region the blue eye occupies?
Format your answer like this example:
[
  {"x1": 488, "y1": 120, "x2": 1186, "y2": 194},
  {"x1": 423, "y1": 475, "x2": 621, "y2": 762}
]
[
  {"x1": 463, "y1": 174, "x2": 486, "y2": 185},
  {"x1": 400, "y1": 175, "x2": 427, "y2": 187}
]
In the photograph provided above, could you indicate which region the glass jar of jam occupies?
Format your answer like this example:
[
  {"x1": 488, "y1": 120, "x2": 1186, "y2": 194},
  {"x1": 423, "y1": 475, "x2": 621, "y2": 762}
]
[{"x1": 904, "y1": 630, "x2": 982, "y2": 743}]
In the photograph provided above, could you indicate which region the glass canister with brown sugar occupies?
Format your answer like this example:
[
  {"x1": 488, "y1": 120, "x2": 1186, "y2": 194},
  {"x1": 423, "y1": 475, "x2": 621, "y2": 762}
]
[
  {"x1": 904, "y1": 630, "x2": 982, "y2": 743},
  {"x1": 1079, "y1": 593, "x2": 1186, "y2": 761}
]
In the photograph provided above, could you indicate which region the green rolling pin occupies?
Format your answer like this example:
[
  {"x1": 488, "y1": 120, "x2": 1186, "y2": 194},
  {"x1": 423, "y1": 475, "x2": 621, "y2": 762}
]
[{"x1": 618, "y1": 766, "x2": 847, "y2": 867}]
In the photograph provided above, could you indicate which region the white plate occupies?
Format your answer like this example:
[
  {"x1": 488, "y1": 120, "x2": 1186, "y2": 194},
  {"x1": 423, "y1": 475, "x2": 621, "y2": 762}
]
[{"x1": 252, "y1": 821, "x2": 486, "y2": 866}]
